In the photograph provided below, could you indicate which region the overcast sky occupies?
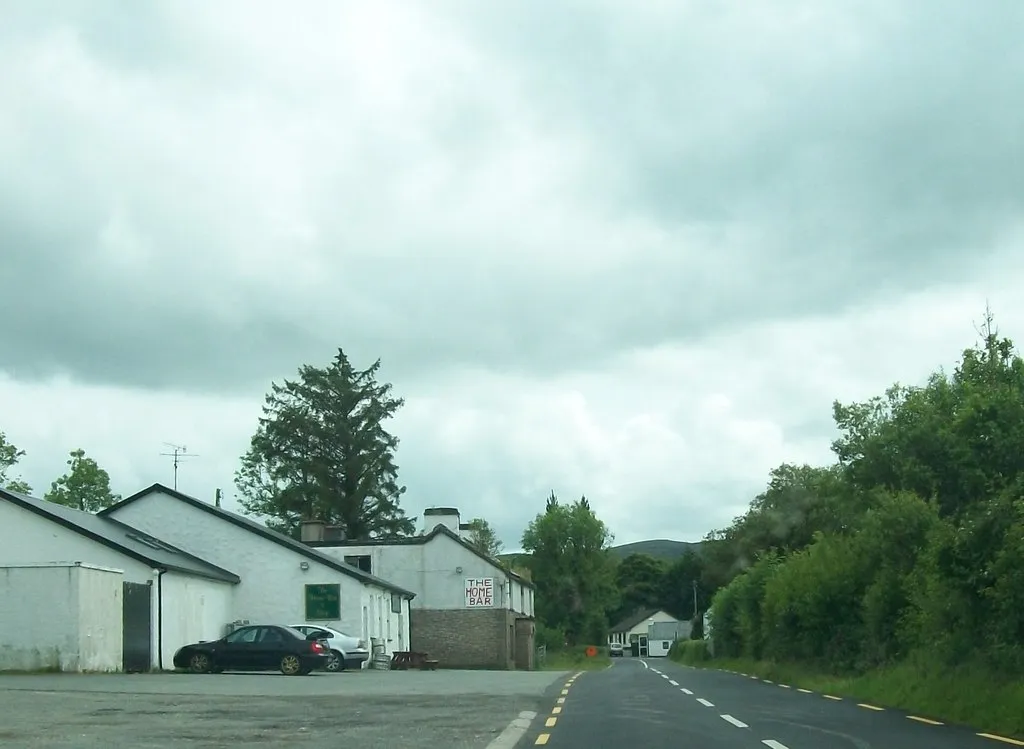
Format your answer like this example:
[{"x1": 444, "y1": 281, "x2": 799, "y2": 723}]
[{"x1": 2, "y1": 1, "x2": 1022, "y2": 550}]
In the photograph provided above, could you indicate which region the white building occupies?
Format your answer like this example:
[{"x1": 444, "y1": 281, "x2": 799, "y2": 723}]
[
  {"x1": 0, "y1": 487, "x2": 239, "y2": 672},
  {"x1": 608, "y1": 608, "x2": 681, "y2": 657},
  {"x1": 306, "y1": 507, "x2": 537, "y2": 669},
  {"x1": 101, "y1": 484, "x2": 415, "y2": 658}
]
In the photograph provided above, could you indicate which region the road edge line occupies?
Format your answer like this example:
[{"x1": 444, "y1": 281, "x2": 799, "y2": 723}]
[{"x1": 486, "y1": 710, "x2": 538, "y2": 748}]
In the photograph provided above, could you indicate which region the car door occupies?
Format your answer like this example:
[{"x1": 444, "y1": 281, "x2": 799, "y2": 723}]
[
  {"x1": 255, "y1": 626, "x2": 290, "y2": 669},
  {"x1": 220, "y1": 626, "x2": 261, "y2": 670}
]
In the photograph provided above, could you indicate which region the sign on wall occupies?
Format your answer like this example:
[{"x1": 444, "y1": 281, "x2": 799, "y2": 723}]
[
  {"x1": 464, "y1": 577, "x2": 494, "y2": 607},
  {"x1": 305, "y1": 583, "x2": 341, "y2": 620}
]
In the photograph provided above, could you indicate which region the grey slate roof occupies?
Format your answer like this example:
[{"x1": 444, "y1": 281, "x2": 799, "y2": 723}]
[
  {"x1": 0, "y1": 487, "x2": 240, "y2": 584},
  {"x1": 101, "y1": 484, "x2": 415, "y2": 598}
]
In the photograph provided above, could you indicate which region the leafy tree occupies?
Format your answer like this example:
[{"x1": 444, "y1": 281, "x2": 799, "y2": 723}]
[
  {"x1": 235, "y1": 349, "x2": 415, "y2": 540},
  {"x1": 464, "y1": 517, "x2": 504, "y2": 557},
  {"x1": 521, "y1": 492, "x2": 619, "y2": 646},
  {"x1": 660, "y1": 549, "x2": 707, "y2": 621},
  {"x1": 610, "y1": 553, "x2": 665, "y2": 624},
  {"x1": 45, "y1": 448, "x2": 120, "y2": 512},
  {"x1": 0, "y1": 430, "x2": 31, "y2": 494}
]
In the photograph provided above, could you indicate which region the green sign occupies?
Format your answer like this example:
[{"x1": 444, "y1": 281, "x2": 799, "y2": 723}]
[{"x1": 304, "y1": 583, "x2": 341, "y2": 620}]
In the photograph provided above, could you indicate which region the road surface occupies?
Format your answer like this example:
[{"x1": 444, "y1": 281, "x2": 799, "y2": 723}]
[{"x1": 517, "y1": 657, "x2": 1022, "y2": 748}]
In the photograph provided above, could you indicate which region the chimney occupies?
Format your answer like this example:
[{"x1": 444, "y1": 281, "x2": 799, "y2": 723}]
[
  {"x1": 300, "y1": 520, "x2": 326, "y2": 543},
  {"x1": 422, "y1": 507, "x2": 460, "y2": 535},
  {"x1": 323, "y1": 525, "x2": 346, "y2": 542}
]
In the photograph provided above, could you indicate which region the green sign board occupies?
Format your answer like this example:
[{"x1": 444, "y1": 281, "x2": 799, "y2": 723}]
[{"x1": 304, "y1": 583, "x2": 341, "y2": 620}]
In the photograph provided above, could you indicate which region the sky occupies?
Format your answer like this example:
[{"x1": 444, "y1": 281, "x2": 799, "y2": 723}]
[{"x1": 2, "y1": 0, "x2": 1023, "y2": 551}]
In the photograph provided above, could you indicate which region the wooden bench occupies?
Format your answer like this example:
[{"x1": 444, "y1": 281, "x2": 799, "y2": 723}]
[{"x1": 390, "y1": 651, "x2": 439, "y2": 670}]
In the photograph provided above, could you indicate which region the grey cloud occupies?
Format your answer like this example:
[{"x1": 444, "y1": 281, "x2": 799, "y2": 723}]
[{"x1": 2, "y1": 1, "x2": 1022, "y2": 395}]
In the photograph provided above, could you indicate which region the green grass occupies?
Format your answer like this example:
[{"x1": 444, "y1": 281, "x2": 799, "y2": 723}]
[
  {"x1": 540, "y1": 646, "x2": 612, "y2": 671},
  {"x1": 672, "y1": 649, "x2": 1024, "y2": 740}
]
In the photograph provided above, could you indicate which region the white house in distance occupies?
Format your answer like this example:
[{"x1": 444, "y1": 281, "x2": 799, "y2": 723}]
[
  {"x1": 101, "y1": 484, "x2": 416, "y2": 659},
  {"x1": 305, "y1": 506, "x2": 537, "y2": 670},
  {"x1": 608, "y1": 608, "x2": 682, "y2": 657},
  {"x1": 0, "y1": 487, "x2": 239, "y2": 672}
]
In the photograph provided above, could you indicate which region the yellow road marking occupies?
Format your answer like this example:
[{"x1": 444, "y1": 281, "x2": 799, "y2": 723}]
[
  {"x1": 560, "y1": 689, "x2": 569, "y2": 695},
  {"x1": 552, "y1": 706, "x2": 562, "y2": 714},
  {"x1": 535, "y1": 733, "x2": 550, "y2": 745},
  {"x1": 556, "y1": 697, "x2": 565, "y2": 704},
  {"x1": 858, "y1": 703, "x2": 884, "y2": 711},
  {"x1": 545, "y1": 717, "x2": 557, "y2": 727},
  {"x1": 908, "y1": 716, "x2": 943, "y2": 726},
  {"x1": 977, "y1": 733, "x2": 1024, "y2": 746}
]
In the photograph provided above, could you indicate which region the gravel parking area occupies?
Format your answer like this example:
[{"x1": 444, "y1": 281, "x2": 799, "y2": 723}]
[{"x1": 0, "y1": 669, "x2": 563, "y2": 749}]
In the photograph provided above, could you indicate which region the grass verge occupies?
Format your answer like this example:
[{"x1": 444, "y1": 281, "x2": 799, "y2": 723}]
[
  {"x1": 540, "y1": 645, "x2": 612, "y2": 671},
  {"x1": 672, "y1": 647, "x2": 1024, "y2": 740}
]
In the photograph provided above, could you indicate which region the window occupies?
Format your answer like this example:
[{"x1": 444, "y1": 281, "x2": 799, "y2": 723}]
[
  {"x1": 226, "y1": 627, "x2": 259, "y2": 644},
  {"x1": 391, "y1": 594, "x2": 401, "y2": 614},
  {"x1": 304, "y1": 583, "x2": 341, "y2": 620},
  {"x1": 344, "y1": 555, "x2": 372, "y2": 574},
  {"x1": 259, "y1": 627, "x2": 285, "y2": 643}
]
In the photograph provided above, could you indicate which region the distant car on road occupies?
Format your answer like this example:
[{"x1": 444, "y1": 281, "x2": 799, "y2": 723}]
[
  {"x1": 609, "y1": 642, "x2": 624, "y2": 657},
  {"x1": 290, "y1": 624, "x2": 370, "y2": 672},
  {"x1": 173, "y1": 624, "x2": 330, "y2": 676}
]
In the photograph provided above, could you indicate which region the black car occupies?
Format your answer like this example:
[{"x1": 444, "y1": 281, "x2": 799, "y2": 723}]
[{"x1": 173, "y1": 624, "x2": 331, "y2": 676}]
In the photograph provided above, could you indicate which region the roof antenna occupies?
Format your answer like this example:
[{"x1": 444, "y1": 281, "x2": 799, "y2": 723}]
[{"x1": 159, "y1": 442, "x2": 198, "y2": 491}]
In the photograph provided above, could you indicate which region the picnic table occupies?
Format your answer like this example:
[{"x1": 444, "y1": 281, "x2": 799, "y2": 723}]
[{"x1": 390, "y1": 651, "x2": 439, "y2": 670}]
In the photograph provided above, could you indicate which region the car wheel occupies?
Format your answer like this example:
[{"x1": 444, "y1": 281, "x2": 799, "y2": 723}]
[
  {"x1": 280, "y1": 654, "x2": 303, "y2": 676},
  {"x1": 188, "y1": 653, "x2": 212, "y2": 674},
  {"x1": 325, "y1": 651, "x2": 346, "y2": 672}
]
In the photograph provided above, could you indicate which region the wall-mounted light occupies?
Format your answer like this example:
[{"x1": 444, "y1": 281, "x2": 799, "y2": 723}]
[
  {"x1": 299, "y1": 561, "x2": 310, "y2": 571},
  {"x1": 455, "y1": 566, "x2": 463, "y2": 574}
]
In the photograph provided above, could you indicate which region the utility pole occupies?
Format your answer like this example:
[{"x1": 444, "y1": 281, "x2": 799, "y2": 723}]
[
  {"x1": 159, "y1": 443, "x2": 198, "y2": 491},
  {"x1": 692, "y1": 579, "x2": 699, "y2": 619}
]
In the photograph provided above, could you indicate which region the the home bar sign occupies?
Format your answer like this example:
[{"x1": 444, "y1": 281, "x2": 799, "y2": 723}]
[{"x1": 464, "y1": 577, "x2": 494, "y2": 607}]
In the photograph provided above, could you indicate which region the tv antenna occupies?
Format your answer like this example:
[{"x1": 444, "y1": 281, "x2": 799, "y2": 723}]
[{"x1": 160, "y1": 442, "x2": 198, "y2": 491}]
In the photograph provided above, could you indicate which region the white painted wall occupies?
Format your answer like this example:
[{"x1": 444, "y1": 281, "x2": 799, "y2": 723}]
[
  {"x1": 318, "y1": 534, "x2": 535, "y2": 616},
  {"x1": 0, "y1": 564, "x2": 122, "y2": 672},
  {"x1": 158, "y1": 572, "x2": 234, "y2": 668},
  {"x1": 107, "y1": 491, "x2": 408, "y2": 655}
]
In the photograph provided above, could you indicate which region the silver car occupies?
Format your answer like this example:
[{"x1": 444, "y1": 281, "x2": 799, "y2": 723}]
[{"x1": 290, "y1": 624, "x2": 371, "y2": 672}]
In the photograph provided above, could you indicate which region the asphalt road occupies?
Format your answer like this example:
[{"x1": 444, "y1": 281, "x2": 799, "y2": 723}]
[
  {"x1": 517, "y1": 657, "x2": 1022, "y2": 748},
  {"x1": 0, "y1": 670, "x2": 559, "y2": 749}
]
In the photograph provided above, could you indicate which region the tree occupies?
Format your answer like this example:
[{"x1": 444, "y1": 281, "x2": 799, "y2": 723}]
[
  {"x1": 521, "y1": 492, "x2": 619, "y2": 646},
  {"x1": 235, "y1": 349, "x2": 415, "y2": 540},
  {"x1": 660, "y1": 549, "x2": 707, "y2": 621},
  {"x1": 465, "y1": 517, "x2": 503, "y2": 557},
  {"x1": 610, "y1": 553, "x2": 665, "y2": 624},
  {"x1": 45, "y1": 448, "x2": 120, "y2": 512},
  {"x1": 0, "y1": 429, "x2": 32, "y2": 494}
]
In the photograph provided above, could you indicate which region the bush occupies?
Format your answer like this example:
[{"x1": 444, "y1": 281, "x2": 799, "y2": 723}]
[{"x1": 670, "y1": 639, "x2": 711, "y2": 665}]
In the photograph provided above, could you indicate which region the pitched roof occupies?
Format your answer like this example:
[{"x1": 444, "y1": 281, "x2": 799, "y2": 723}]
[
  {"x1": 0, "y1": 487, "x2": 240, "y2": 584},
  {"x1": 307, "y1": 522, "x2": 537, "y2": 589},
  {"x1": 609, "y1": 608, "x2": 672, "y2": 634},
  {"x1": 100, "y1": 484, "x2": 415, "y2": 598}
]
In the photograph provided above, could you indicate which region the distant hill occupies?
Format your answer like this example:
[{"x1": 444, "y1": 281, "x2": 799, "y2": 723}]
[
  {"x1": 609, "y1": 539, "x2": 702, "y2": 560},
  {"x1": 499, "y1": 538, "x2": 701, "y2": 568}
]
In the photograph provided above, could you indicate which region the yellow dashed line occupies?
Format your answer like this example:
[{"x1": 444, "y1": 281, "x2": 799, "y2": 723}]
[
  {"x1": 908, "y1": 716, "x2": 943, "y2": 726},
  {"x1": 545, "y1": 717, "x2": 557, "y2": 727},
  {"x1": 560, "y1": 689, "x2": 569, "y2": 695},
  {"x1": 858, "y1": 703, "x2": 884, "y2": 711},
  {"x1": 977, "y1": 733, "x2": 1024, "y2": 746},
  {"x1": 535, "y1": 733, "x2": 550, "y2": 745},
  {"x1": 552, "y1": 706, "x2": 562, "y2": 714},
  {"x1": 556, "y1": 697, "x2": 565, "y2": 704},
  {"x1": 824, "y1": 695, "x2": 842, "y2": 701}
]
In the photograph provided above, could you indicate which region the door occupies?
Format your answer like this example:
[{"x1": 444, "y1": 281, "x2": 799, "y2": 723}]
[
  {"x1": 220, "y1": 625, "x2": 261, "y2": 670},
  {"x1": 122, "y1": 581, "x2": 152, "y2": 672},
  {"x1": 639, "y1": 635, "x2": 648, "y2": 657},
  {"x1": 255, "y1": 626, "x2": 288, "y2": 669}
]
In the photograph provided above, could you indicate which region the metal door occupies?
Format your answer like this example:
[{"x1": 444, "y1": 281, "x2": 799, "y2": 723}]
[{"x1": 122, "y1": 581, "x2": 152, "y2": 672}]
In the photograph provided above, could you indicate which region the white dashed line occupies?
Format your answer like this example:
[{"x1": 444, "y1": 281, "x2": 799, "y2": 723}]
[
  {"x1": 661, "y1": 674, "x2": 670, "y2": 679},
  {"x1": 697, "y1": 698, "x2": 715, "y2": 707},
  {"x1": 721, "y1": 714, "x2": 748, "y2": 728},
  {"x1": 640, "y1": 660, "x2": 649, "y2": 669},
  {"x1": 681, "y1": 688, "x2": 693, "y2": 695},
  {"x1": 668, "y1": 679, "x2": 679, "y2": 686},
  {"x1": 762, "y1": 741, "x2": 790, "y2": 749}
]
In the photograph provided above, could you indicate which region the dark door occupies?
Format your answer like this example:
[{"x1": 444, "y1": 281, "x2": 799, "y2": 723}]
[
  {"x1": 255, "y1": 626, "x2": 288, "y2": 669},
  {"x1": 220, "y1": 625, "x2": 261, "y2": 670},
  {"x1": 122, "y1": 581, "x2": 152, "y2": 672}
]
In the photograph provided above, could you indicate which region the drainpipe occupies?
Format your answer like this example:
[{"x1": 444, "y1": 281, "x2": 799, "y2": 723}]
[{"x1": 155, "y1": 568, "x2": 167, "y2": 670}]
